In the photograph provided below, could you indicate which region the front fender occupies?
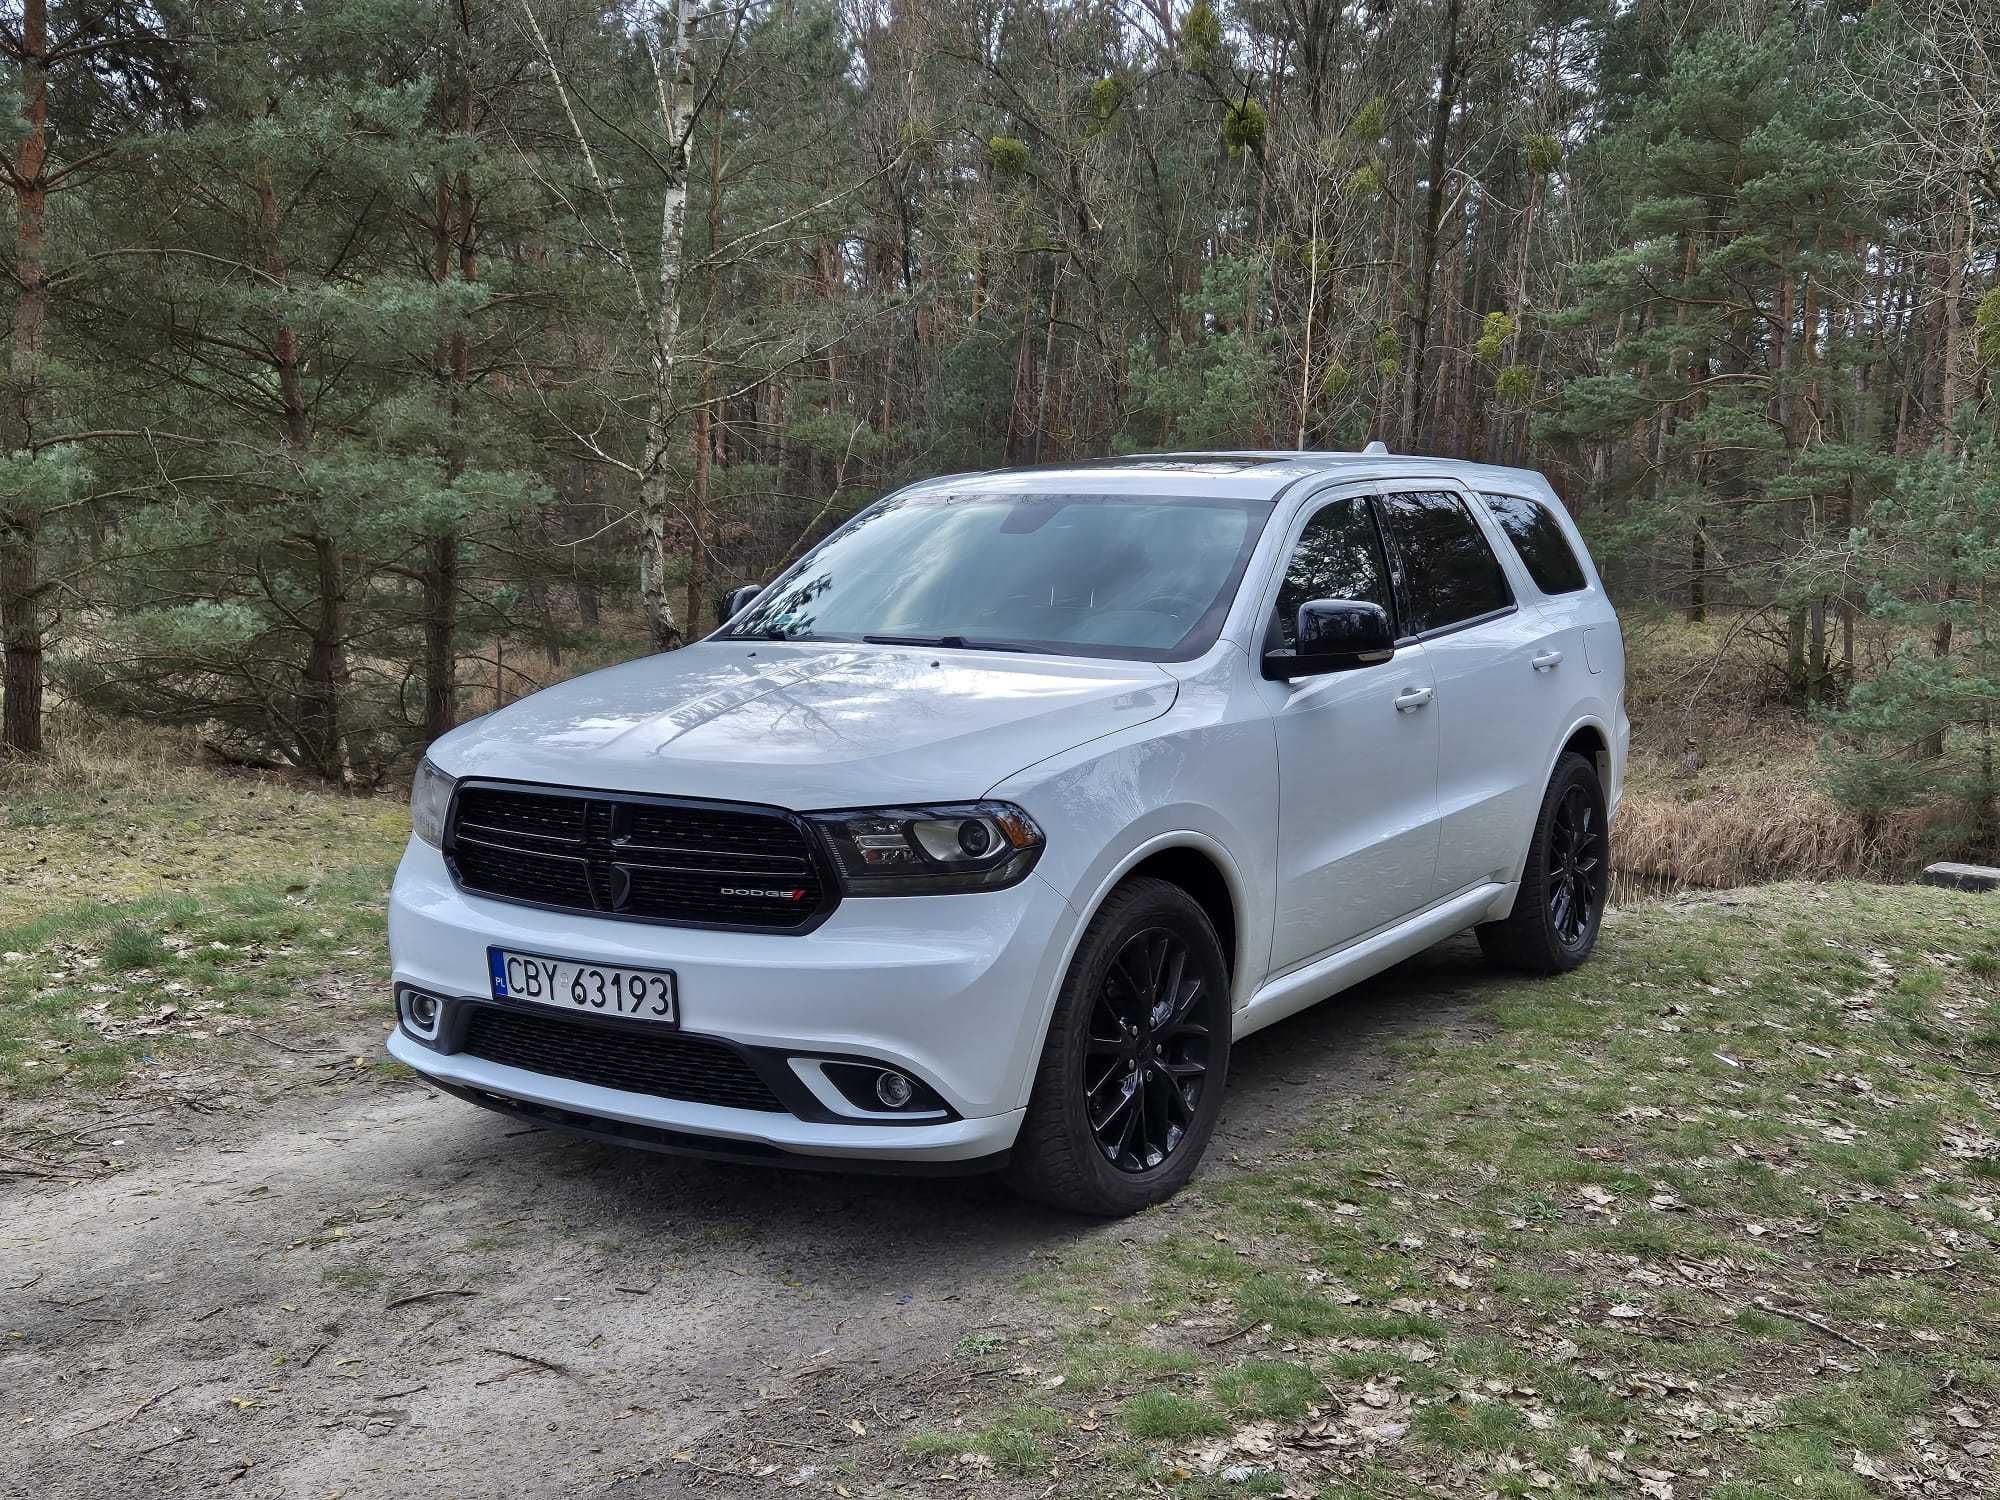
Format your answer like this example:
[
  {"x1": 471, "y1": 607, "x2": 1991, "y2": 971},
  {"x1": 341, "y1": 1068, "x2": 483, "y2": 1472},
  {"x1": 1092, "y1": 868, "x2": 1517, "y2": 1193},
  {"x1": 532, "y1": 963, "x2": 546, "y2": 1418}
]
[{"x1": 983, "y1": 656, "x2": 1278, "y2": 1109}]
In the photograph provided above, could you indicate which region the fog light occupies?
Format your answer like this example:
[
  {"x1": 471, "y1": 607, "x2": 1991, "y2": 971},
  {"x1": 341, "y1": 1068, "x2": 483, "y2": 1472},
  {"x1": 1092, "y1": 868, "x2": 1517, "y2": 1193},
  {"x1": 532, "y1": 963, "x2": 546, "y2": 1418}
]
[
  {"x1": 400, "y1": 988, "x2": 441, "y2": 1039},
  {"x1": 875, "y1": 1069, "x2": 915, "y2": 1109}
]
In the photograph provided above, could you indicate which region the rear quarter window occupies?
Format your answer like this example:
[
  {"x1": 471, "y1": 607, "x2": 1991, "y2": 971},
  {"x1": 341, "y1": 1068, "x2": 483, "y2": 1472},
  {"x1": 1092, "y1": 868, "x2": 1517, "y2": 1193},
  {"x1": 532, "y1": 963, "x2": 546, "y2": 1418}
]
[{"x1": 1480, "y1": 493, "x2": 1589, "y2": 596}]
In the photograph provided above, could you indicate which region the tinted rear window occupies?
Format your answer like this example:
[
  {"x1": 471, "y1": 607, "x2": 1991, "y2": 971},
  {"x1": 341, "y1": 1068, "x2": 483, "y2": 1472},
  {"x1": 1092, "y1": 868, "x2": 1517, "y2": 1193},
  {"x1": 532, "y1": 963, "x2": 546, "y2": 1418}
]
[
  {"x1": 1377, "y1": 491, "x2": 1513, "y2": 635},
  {"x1": 1481, "y1": 493, "x2": 1589, "y2": 595}
]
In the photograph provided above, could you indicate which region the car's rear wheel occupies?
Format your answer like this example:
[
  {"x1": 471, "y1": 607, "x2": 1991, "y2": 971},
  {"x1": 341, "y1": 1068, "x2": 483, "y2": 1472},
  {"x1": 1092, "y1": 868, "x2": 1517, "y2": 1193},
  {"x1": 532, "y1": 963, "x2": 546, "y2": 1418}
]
[
  {"x1": 1476, "y1": 751, "x2": 1609, "y2": 974},
  {"x1": 1008, "y1": 877, "x2": 1231, "y2": 1216}
]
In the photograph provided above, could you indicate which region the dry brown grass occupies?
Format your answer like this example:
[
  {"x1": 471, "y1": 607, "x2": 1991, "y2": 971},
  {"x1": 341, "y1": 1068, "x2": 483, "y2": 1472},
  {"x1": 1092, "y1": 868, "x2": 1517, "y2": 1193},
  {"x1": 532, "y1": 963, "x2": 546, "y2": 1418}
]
[
  {"x1": 1614, "y1": 763, "x2": 1926, "y2": 899},
  {"x1": 1, "y1": 715, "x2": 227, "y2": 800},
  {"x1": 1, "y1": 714, "x2": 405, "y2": 924}
]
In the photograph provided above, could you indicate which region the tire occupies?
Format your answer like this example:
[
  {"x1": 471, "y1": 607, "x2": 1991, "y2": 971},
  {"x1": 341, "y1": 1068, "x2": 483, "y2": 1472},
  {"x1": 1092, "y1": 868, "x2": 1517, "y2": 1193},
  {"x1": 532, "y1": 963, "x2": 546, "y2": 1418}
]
[
  {"x1": 1476, "y1": 751, "x2": 1610, "y2": 975},
  {"x1": 1007, "y1": 877, "x2": 1232, "y2": 1216}
]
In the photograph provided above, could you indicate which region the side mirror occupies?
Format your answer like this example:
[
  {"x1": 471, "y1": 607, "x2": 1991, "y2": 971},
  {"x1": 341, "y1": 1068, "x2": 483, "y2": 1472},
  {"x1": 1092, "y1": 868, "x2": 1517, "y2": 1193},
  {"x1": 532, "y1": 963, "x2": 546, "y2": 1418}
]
[
  {"x1": 719, "y1": 583, "x2": 763, "y2": 624},
  {"x1": 1261, "y1": 599, "x2": 1396, "y2": 681}
]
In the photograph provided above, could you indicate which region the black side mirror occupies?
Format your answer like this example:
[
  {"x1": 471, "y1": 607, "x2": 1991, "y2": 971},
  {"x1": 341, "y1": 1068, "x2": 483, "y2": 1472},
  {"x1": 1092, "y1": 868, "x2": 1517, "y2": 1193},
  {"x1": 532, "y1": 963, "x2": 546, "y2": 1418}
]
[
  {"x1": 720, "y1": 584, "x2": 763, "y2": 624},
  {"x1": 1261, "y1": 599, "x2": 1396, "y2": 680}
]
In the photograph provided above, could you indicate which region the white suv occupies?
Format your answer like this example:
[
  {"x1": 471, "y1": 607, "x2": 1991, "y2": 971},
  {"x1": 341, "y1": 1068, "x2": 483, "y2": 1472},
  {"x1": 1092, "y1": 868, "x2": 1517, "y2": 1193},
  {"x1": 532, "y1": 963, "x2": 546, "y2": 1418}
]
[{"x1": 388, "y1": 452, "x2": 1626, "y2": 1214}]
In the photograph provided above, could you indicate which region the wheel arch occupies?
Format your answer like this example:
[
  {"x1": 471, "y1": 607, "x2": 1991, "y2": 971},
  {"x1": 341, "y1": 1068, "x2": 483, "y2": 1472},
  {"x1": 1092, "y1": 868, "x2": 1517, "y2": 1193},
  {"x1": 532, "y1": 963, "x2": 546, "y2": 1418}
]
[
  {"x1": 1013, "y1": 832, "x2": 1252, "y2": 1113},
  {"x1": 1118, "y1": 844, "x2": 1241, "y2": 993},
  {"x1": 1558, "y1": 719, "x2": 1611, "y2": 793},
  {"x1": 1079, "y1": 833, "x2": 1248, "y2": 1001},
  {"x1": 1490, "y1": 712, "x2": 1615, "y2": 901}
]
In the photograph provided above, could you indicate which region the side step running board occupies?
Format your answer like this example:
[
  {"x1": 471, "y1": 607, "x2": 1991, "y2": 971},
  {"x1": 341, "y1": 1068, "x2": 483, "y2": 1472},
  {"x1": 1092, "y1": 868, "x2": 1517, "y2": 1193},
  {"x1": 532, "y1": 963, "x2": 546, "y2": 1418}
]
[{"x1": 1233, "y1": 882, "x2": 1510, "y2": 1041}]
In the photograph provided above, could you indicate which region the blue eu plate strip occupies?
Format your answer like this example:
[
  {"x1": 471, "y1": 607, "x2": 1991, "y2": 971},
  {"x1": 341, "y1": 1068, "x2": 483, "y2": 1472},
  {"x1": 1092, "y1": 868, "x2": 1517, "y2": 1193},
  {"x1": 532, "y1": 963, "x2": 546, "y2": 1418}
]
[{"x1": 487, "y1": 947, "x2": 509, "y2": 997}]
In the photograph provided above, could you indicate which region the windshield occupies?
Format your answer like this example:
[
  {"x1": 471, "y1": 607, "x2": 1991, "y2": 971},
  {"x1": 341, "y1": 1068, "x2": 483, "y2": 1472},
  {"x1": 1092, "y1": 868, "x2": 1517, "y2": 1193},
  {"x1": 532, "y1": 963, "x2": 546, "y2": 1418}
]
[{"x1": 717, "y1": 491, "x2": 1274, "y2": 661}]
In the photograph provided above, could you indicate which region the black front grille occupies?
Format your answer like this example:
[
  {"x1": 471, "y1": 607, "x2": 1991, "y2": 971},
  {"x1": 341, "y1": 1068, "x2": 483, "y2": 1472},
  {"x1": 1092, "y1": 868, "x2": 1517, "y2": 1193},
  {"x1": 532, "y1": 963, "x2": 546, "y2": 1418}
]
[
  {"x1": 447, "y1": 782, "x2": 832, "y2": 931},
  {"x1": 461, "y1": 1005, "x2": 784, "y2": 1112}
]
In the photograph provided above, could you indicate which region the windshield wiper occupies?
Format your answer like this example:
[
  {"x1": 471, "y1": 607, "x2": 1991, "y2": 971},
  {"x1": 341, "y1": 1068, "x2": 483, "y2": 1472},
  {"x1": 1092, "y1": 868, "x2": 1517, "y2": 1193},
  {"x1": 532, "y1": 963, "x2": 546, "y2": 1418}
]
[{"x1": 863, "y1": 633, "x2": 1027, "y2": 653}]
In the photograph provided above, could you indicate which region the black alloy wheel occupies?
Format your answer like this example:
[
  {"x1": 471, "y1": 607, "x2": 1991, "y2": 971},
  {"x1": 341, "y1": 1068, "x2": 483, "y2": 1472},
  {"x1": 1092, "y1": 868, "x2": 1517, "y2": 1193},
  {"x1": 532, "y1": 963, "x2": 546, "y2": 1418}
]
[
  {"x1": 1009, "y1": 877, "x2": 1232, "y2": 1215},
  {"x1": 1084, "y1": 928, "x2": 1214, "y2": 1173},
  {"x1": 1476, "y1": 750, "x2": 1611, "y2": 975},
  {"x1": 1547, "y1": 782, "x2": 1604, "y2": 948}
]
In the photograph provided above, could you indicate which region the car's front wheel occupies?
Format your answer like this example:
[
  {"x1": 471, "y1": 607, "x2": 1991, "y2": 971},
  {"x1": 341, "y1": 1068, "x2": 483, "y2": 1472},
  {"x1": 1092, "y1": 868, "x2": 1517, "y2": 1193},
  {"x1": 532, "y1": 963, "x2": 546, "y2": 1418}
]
[
  {"x1": 1476, "y1": 750, "x2": 1609, "y2": 973},
  {"x1": 1008, "y1": 877, "x2": 1231, "y2": 1216}
]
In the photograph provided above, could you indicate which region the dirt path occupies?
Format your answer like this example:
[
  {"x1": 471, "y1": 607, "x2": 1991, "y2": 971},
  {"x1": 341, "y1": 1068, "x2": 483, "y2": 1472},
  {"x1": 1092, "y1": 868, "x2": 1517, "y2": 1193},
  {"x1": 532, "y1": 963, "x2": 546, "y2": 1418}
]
[{"x1": 1, "y1": 940, "x2": 1494, "y2": 1500}]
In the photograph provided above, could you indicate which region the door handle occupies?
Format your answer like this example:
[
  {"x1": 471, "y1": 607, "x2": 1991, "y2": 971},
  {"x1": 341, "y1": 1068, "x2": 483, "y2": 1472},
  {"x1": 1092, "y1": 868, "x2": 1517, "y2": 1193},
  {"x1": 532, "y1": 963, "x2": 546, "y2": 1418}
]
[
  {"x1": 1531, "y1": 650, "x2": 1564, "y2": 672},
  {"x1": 1394, "y1": 685, "x2": 1434, "y2": 713}
]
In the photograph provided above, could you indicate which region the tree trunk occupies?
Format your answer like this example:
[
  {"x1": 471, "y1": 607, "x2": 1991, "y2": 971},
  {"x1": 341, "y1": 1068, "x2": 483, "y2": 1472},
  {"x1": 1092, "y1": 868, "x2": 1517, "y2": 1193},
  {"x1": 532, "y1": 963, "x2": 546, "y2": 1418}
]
[
  {"x1": 686, "y1": 374, "x2": 712, "y2": 637},
  {"x1": 300, "y1": 532, "x2": 349, "y2": 780},
  {"x1": 635, "y1": 0, "x2": 701, "y2": 654},
  {"x1": 571, "y1": 464, "x2": 601, "y2": 628},
  {"x1": 0, "y1": 509, "x2": 42, "y2": 755},
  {"x1": 1295, "y1": 204, "x2": 1321, "y2": 450},
  {"x1": 422, "y1": 530, "x2": 460, "y2": 740},
  {"x1": 1398, "y1": 0, "x2": 1462, "y2": 452},
  {"x1": 1490, "y1": 132, "x2": 1543, "y2": 465},
  {"x1": 1688, "y1": 522, "x2": 1706, "y2": 625},
  {"x1": 1939, "y1": 172, "x2": 1971, "y2": 447},
  {"x1": 1, "y1": 0, "x2": 49, "y2": 755},
  {"x1": 257, "y1": 136, "x2": 345, "y2": 778},
  {"x1": 424, "y1": 1, "x2": 477, "y2": 744},
  {"x1": 684, "y1": 105, "x2": 725, "y2": 640}
]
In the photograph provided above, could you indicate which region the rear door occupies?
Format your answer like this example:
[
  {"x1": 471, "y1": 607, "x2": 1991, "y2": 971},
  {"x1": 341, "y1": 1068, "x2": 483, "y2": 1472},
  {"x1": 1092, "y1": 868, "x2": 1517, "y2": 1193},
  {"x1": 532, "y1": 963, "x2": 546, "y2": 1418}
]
[
  {"x1": 1256, "y1": 490, "x2": 1441, "y2": 974},
  {"x1": 1479, "y1": 487, "x2": 1599, "y2": 684},
  {"x1": 1373, "y1": 483, "x2": 1563, "y2": 902}
]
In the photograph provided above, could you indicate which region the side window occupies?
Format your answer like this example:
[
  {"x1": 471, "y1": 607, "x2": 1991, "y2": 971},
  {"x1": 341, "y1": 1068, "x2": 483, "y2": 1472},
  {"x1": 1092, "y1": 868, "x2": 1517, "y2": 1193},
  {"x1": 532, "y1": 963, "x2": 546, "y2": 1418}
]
[
  {"x1": 1272, "y1": 496, "x2": 1394, "y2": 648},
  {"x1": 1481, "y1": 493, "x2": 1588, "y2": 595},
  {"x1": 1377, "y1": 491, "x2": 1513, "y2": 636}
]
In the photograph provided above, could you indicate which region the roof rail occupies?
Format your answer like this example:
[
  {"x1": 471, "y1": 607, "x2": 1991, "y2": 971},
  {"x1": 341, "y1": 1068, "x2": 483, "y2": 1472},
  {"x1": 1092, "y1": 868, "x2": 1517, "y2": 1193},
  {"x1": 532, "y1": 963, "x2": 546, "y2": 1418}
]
[{"x1": 1362, "y1": 439, "x2": 1389, "y2": 456}]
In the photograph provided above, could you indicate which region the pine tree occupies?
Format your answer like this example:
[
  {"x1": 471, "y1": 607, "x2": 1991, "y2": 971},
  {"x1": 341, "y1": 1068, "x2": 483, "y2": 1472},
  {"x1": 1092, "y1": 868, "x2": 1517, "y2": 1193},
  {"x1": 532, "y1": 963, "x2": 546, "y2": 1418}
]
[
  {"x1": 1821, "y1": 438, "x2": 2000, "y2": 859},
  {"x1": 57, "y1": 0, "x2": 553, "y2": 779},
  {"x1": 1545, "y1": 21, "x2": 1889, "y2": 699}
]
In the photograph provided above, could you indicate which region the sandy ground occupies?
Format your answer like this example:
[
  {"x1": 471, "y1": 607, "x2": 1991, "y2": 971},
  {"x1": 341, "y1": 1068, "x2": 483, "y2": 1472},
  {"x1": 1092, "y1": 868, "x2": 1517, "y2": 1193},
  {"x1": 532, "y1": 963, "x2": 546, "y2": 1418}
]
[{"x1": 1, "y1": 939, "x2": 1491, "y2": 1499}]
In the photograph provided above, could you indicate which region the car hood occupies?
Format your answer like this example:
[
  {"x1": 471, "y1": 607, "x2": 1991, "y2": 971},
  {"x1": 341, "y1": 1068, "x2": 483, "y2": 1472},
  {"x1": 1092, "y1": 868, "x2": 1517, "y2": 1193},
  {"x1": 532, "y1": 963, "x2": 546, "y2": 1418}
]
[{"x1": 431, "y1": 641, "x2": 1179, "y2": 808}]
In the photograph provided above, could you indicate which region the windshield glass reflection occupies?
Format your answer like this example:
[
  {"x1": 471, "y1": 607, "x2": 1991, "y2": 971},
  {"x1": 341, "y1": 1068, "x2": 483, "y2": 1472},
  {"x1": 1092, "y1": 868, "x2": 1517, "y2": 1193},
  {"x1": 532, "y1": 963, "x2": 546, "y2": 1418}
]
[{"x1": 719, "y1": 492, "x2": 1274, "y2": 662}]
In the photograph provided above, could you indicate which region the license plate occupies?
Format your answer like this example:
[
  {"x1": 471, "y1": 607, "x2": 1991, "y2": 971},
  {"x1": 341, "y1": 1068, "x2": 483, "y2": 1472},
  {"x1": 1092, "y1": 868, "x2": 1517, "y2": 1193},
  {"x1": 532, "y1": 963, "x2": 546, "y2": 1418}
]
[{"x1": 487, "y1": 947, "x2": 678, "y2": 1024}]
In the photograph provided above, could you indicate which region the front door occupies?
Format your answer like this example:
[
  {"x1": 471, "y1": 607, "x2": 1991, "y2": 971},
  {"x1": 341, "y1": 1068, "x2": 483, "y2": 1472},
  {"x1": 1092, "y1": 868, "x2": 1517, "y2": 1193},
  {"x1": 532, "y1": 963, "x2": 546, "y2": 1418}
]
[{"x1": 1258, "y1": 491, "x2": 1442, "y2": 975}]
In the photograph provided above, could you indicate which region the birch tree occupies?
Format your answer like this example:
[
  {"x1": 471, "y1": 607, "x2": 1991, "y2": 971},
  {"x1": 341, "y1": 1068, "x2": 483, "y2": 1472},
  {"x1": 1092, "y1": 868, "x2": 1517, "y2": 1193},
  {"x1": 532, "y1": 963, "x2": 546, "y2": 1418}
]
[{"x1": 517, "y1": 0, "x2": 702, "y2": 653}]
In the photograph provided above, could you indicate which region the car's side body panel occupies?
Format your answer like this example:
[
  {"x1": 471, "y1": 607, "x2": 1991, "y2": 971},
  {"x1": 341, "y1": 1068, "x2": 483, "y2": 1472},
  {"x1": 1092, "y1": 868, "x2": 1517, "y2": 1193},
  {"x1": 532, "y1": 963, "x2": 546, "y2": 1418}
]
[
  {"x1": 1465, "y1": 471, "x2": 1628, "y2": 848},
  {"x1": 1233, "y1": 878, "x2": 1514, "y2": 1040}
]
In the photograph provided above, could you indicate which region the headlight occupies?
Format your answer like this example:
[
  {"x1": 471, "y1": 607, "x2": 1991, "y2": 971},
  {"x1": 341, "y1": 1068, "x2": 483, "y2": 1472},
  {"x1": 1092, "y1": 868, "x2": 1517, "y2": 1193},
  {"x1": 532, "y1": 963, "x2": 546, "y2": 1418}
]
[
  {"x1": 410, "y1": 758, "x2": 456, "y2": 847},
  {"x1": 807, "y1": 802, "x2": 1045, "y2": 895}
]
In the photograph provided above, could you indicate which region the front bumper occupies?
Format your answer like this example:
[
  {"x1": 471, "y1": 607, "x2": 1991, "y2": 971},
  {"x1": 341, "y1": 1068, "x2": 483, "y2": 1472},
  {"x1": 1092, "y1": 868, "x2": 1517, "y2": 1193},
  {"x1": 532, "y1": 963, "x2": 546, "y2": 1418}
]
[{"x1": 386, "y1": 839, "x2": 1073, "y2": 1165}]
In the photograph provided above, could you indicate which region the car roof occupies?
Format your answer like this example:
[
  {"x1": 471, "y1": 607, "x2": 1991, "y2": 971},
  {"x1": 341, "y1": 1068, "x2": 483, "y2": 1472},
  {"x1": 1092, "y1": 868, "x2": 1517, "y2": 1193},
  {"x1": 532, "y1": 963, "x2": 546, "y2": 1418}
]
[{"x1": 911, "y1": 450, "x2": 1562, "y2": 506}]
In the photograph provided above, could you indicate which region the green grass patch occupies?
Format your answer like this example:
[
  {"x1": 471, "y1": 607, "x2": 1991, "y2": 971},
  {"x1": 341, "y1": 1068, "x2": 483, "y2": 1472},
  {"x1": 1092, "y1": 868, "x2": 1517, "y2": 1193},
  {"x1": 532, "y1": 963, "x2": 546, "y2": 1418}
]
[
  {"x1": 1120, "y1": 1390, "x2": 1228, "y2": 1441},
  {"x1": 905, "y1": 1403, "x2": 1067, "y2": 1475},
  {"x1": 101, "y1": 922, "x2": 168, "y2": 971},
  {"x1": 0, "y1": 859, "x2": 395, "y2": 1097},
  {"x1": 940, "y1": 883, "x2": 2000, "y2": 1497},
  {"x1": 1214, "y1": 1359, "x2": 1323, "y2": 1422}
]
